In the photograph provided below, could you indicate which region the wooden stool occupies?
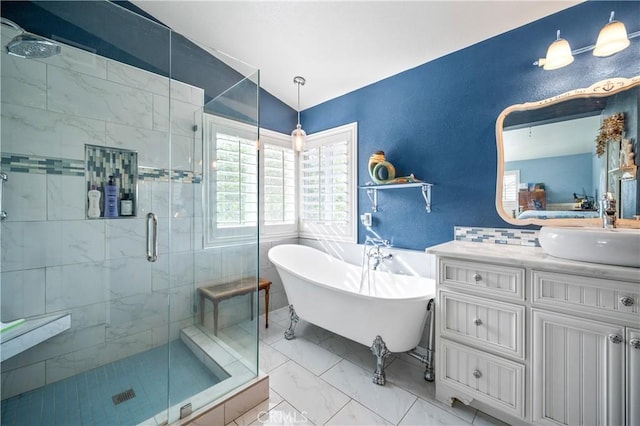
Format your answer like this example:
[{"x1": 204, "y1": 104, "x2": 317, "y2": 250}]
[{"x1": 198, "y1": 277, "x2": 271, "y2": 335}]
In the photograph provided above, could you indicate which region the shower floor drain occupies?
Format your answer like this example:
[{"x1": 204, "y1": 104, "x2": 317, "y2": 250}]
[{"x1": 112, "y1": 388, "x2": 136, "y2": 405}]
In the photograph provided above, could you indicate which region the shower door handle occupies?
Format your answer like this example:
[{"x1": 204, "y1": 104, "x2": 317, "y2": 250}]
[
  {"x1": 146, "y1": 212, "x2": 158, "y2": 262},
  {"x1": 0, "y1": 172, "x2": 7, "y2": 221}
]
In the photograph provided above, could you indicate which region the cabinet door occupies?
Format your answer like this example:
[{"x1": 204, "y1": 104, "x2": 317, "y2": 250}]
[
  {"x1": 533, "y1": 310, "x2": 624, "y2": 426},
  {"x1": 627, "y1": 328, "x2": 640, "y2": 426}
]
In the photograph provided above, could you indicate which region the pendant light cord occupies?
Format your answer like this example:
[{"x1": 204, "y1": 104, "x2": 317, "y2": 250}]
[{"x1": 297, "y1": 82, "x2": 301, "y2": 126}]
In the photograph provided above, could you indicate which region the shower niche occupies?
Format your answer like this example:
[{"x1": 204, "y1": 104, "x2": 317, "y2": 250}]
[{"x1": 85, "y1": 145, "x2": 138, "y2": 219}]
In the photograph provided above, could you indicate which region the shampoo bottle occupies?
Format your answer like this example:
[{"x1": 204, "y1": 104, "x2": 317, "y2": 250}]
[
  {"x1": 87, "y1": 184, "x2": 101, "y2": 218},
  {"x1": 104, "y1": 175, "x2": 119, "y2": 217}
]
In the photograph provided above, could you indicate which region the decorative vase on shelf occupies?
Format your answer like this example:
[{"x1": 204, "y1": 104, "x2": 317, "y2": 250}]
[{"x1": 368, "y1": 151, "x2": 396, "y2": 184}]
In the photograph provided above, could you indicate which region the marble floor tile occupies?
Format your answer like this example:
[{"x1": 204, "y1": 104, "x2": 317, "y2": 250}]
[
  {"x1": 325, "y1": 400, "x2": 392, "y2": 426},
  {"x1": 317, "y1": 333, "x2": 396, "y2": 372},
  {"x1": 259, "y1": 321, "x2": 287, "y2": 346},
  {"x1": 269, "y1": 361, "x2": 349, "y2": 425},
  {"x1": 472, "y1": 410, "x2": 511, "y2": 426},
  {"x1": 384, "y1": 357, "x2": 435, "y2": 401},
  {"x1": 268, "y1": 307, "x2": 293, "y2": 328},
  {"x1": 234, "y1": 387, "x2": 284, "y2": 426},
  {"x1": 292, "y1": 321, "x2": 335, "y2": 344},
  {"x1": 321, "y1": 359, "x2": 417, "y2": 425},
  {"x1": 271, "y1": 338, "x2": 342, "y2": 376},
  {"x1": 218, "y1": 324, "x2": 256, "y2": 354},
  {"x1": 259, "y1": 342, "x2": 289, "y2": 374},
  {"x1": 249, "y1": 401, "x2": 312, "y2": 426},
  {"x1": 431, "y1": 398, "x2": 477, "y2": 424},
  {"x1": 399, "y1": 398, "x2": 473, "y2": 426}
]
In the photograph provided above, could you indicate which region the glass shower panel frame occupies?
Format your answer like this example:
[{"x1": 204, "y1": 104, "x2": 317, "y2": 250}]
[{"x1": 169, "y1": 27, "x2": 260, "y2": 418}]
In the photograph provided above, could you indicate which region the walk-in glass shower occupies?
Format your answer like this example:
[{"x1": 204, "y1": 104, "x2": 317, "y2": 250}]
[{"x1": 0, "y1": 2, "x2": 259, "y2": 424}]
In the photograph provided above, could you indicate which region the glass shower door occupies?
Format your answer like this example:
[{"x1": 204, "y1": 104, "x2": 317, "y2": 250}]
[
  {"x1": 0, "y1": 3, "x2": 176, "y2": 424},
  {"x1": 1, "y1": 2, "x2": 260, "y2": 425}
]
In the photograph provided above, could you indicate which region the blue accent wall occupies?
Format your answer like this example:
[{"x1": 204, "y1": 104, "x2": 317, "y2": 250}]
[
  {"x1": 302, "y1": 1, "x2": 640, "y2": 250},
  {"x1": 506, "y1": 153, "x2": 593, "y2": 204}
]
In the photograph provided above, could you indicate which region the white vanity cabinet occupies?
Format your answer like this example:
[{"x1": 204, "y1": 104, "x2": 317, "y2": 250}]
[{"x1": 428, "y1": 242, "x2": 640, "y2": 426}]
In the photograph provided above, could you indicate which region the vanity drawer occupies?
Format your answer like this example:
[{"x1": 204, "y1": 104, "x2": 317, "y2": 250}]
[
  {"x1": 439, "y1": 338, "x2": 525, "y2": 418},
  {"x1": 532, "y1": 270, "x2": 640, "y2": 323},
  {"x1": 440, "y1": 291, "x2": 525, "y2": 359},
  {"x1": 440, "y1": 259, "x2": 525, "y2": 300}
]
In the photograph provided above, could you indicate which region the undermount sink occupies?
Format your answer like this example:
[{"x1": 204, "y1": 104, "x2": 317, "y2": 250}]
[{"x1": 538, "y1": 226, "x2": 640, "y2": 268}]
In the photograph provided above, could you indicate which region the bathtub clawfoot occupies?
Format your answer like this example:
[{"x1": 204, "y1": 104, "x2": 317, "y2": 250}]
[
  {"x1": 370, "y1": 335, "x2": 390, "y2": 385},
  {"x1": 284, "y1": 305, "x2": 299, "y2": 340}
]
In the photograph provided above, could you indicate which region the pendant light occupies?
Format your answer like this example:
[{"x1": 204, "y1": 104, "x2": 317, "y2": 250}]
[
  {"x1": 291, "y1": 76, "x2": 306, "y2": 152},
  {"x1": 542, "y1": 30, "x2": 574, "y2": 70},
  {"x1": 593, "y1": 11, "x2": 630, "y2": 57}
]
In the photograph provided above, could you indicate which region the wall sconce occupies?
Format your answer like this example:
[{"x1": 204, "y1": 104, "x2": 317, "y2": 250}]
[{"x1": 534, "y1": 11, "x2": 639, "y2": 70}]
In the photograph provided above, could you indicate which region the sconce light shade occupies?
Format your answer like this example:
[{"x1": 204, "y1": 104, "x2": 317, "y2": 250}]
[
  {"x1": 291, "y1": 124, "x2": 306, "y2": 152},
  {"x1": 593, "y1": 12, "x2": 630, "y2": 57},
  {"x1": 542, "y1": 30, "x2": 574, "y2": 70}
]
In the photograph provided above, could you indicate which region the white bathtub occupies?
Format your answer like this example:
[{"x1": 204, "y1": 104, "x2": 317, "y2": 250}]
[{"x1": 268, "y1": 244, "x2": 436, "y2": 353}]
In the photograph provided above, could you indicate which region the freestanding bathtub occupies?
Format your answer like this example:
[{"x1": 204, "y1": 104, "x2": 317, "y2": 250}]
[{"x1": 268, "y1": 243, "x2": 436, "y2": 384}]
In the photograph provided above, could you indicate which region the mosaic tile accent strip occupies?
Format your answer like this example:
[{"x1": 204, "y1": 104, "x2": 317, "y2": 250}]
[
  {"x1": 1, "y1": 154, "x2": 84, "y2": 176},
  {"x1": 1, "y1": 153, "x2": 200, "y2": 184},
  {"x1": 138, "y1": 167, "x2": 202, "y2": 183},
  {"x1": 454, "y1": 226, "x2": 540, "y2": 247}
]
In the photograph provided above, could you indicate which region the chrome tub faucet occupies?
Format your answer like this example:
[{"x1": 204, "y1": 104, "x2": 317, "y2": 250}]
[{"x1": 365, "y1": 236, "x2": 393, "y2": 270}]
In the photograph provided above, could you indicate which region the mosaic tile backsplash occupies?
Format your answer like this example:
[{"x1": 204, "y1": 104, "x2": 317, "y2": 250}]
[
  {"x1": 85, "y1": 145, "x2": 138, "y2": 206},
  {"x1": 454, "y1": 226, "x2": 540, "y2": 247}
]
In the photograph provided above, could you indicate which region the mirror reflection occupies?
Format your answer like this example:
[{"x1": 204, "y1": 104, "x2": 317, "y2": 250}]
[{"x1": 496, "y1": 76, "x2": 640, "y2": 226}]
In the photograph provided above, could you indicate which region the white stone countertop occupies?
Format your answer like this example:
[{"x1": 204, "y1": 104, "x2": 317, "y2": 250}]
[{"x1": 427, "y1": 241, "x2": 640, "y2": 283}]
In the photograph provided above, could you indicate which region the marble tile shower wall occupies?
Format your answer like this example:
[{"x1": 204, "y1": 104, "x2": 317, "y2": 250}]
[{"x1": 0, "y1": 34, "x2": 268, "y2": 399}]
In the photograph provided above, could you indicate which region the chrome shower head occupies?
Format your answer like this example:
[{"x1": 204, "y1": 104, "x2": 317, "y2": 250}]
[
  {"x1": 6, "y1": 33, "x2": 61, "y2": 59},
  {"x1": 1, "y1": 17, "x2": 61, "y2": 59}
]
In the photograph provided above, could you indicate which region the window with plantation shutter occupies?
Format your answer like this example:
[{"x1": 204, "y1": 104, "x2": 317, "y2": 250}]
[
  {"x1": 261, "y1": 129, "x2": 297, "y2": 237},
  {"x1": 503, "y1": 169, "x2": 520, "y2": 217},
  {"x1": 204, "y1": 116, "x2": 298, "y2": 246},
  {"x1": 204, "y1": 115, "x2": 258, "y2": 245},
  {"x1": 299, "y1": 122, "x2": 357, "y2": 242}
]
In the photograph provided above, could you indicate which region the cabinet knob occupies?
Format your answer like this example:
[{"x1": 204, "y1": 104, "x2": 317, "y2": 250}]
[
  {"x1": 630, "y1": 338, "x2": 640, "y2": 350},
  {"x1": 619, "y1": 296, "x2": 635, "y2": 307},
  {"x1": 472, "y1": 370, "x2": 482, "y2": 379},
  {"x1": 473, "y1": 273, "x2": 482, "y2": 282},
  {"x1": 608, "y1": 334, "x2": 623, "y2": 344},
  {"x1": 473, "y1": 318, "x2": 482, "y2": 326}
]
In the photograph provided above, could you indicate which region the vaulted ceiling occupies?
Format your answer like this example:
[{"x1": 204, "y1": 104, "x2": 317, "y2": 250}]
[{"x1": 133, "y1": 1, "x2": 583, "y2": 110}]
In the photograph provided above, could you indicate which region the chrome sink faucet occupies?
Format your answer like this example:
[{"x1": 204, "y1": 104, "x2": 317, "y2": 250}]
[
  {"x1": 365, "y1": 236, "x2": 393, "y2": 270},
  {"x1": 601, "y1": 192, "x2": 617, "y2": 229}
]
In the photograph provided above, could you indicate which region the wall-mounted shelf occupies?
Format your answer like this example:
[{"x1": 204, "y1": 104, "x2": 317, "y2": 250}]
[{"x1": 359, "y1": 182, "x2": 433, "y2": 213}]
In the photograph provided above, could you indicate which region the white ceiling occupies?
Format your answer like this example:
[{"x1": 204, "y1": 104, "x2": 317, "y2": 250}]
[
  {"x1": 133, "y1": 1, "x2": 583, "y2": 110},
  {"x1": 503, "y1": 115, "x2": 601, "y2": 162}
]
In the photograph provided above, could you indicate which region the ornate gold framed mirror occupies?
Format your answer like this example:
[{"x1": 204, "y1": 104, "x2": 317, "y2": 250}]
[{"x1": 496, "y1": 75, "x2": 640, "y2": 228}]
